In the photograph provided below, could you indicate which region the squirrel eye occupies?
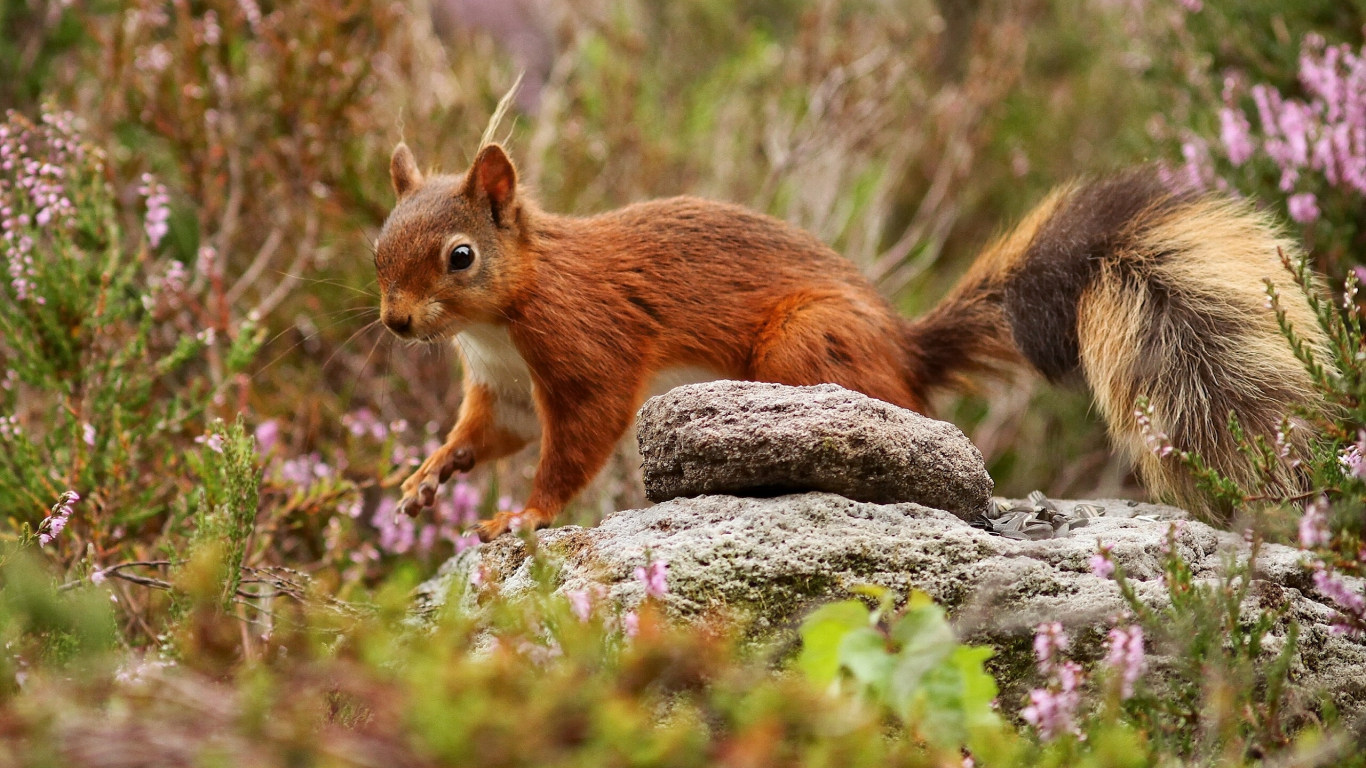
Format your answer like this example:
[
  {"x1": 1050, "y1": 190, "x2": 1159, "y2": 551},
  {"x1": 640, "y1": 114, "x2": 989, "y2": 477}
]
[{"x1": 447, "y1": 244, "x2": 474, "y2": 272}]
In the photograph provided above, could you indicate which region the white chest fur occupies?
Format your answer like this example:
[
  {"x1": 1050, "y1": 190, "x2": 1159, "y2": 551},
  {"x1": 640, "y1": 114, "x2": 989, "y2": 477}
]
[
  {"x1": 453, "y1": 322, "x2": 724, "y2": 443},
  {"x1": 455, "y1": 323, "x2": 540, "y2": 441}
]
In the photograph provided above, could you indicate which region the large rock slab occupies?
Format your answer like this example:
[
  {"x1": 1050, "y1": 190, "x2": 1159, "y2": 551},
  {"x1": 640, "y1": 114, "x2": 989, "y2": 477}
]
[
  {"x1": 636, "y1": 382, "x2": 992, "y2": 518},
  {"x1": 415, "y1": 493, "x2": 1366, "y2": 720}
]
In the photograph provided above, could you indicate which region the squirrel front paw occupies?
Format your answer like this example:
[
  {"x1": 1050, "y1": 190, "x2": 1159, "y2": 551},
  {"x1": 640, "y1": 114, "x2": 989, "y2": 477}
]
[
  {"x1": 398, "y1": 445, "x2": 475, "y2": 516},
  {"x1": 475, "y1": 508, "x2": 550, "y2": 542}
]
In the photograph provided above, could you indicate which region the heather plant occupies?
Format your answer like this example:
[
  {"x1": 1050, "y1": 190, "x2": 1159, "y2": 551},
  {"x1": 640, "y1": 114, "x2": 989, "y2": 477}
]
[
  {"x1": 2, "y1": 1, "x2": 1366, "y2": 765},
  {"x1": 0, "y1": 108, "x2": 217, "y2": 567},
  {"x1": 796, "y1": 586, "x2": 1006, "y2": 758}
]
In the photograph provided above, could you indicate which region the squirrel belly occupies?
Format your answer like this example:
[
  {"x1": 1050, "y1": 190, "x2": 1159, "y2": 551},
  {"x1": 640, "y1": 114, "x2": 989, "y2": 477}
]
[{"x1": 376, "y1": 143, "x2": 1325, "y2": 537}]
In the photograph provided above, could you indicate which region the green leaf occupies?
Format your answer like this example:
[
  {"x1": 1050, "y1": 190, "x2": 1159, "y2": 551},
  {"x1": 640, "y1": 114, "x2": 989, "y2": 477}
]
[
  {"x1": 796, "y1": 600, "x2": 870, "y2": 686},
  {"x1": 837, "y1": 627, "x2": 895, "y2": 692},
  {"x1": 887, "y1": 602, "x2": 957, "y2": 711},
  {"x1": 950, "y1": 645, "x2": 1000, "y2": 730}
]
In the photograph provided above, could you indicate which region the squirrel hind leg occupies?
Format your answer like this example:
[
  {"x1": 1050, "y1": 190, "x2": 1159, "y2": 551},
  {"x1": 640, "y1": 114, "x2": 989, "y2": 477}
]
[{"x1": 747, "y1": 293, "x2": 924, "y2": 412}]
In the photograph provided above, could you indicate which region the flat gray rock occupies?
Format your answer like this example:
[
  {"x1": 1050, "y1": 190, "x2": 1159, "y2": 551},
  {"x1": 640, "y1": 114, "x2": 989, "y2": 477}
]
[
  {"x1": 635, "y1": 381, "x2": 992, "y2": 518},
  {"x1": 415, "y1": 493, "x2": 1366, "y2": 720}
]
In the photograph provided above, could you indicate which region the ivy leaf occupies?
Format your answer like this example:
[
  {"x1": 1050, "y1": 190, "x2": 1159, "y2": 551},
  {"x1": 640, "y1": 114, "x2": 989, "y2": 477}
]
[
  {"x1": 838, "y1": 626, "x2": 895, "y2": 693},
  {"x1": 887, "y1": 600, "x2": 957, "y2": 719},
  {"x1": 797, "y1": 600, "x2": 870, "y2": 687}
]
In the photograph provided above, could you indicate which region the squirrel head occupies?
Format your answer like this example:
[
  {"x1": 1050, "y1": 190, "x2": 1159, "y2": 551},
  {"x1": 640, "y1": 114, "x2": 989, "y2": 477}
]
[{"x1": 374, "y1": 142, "x2": 528, "y2": 341}]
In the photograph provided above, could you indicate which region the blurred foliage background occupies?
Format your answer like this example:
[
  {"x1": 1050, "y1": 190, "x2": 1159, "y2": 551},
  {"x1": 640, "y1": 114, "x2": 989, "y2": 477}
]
[
  {"x1": 2, "y1": 0, "x2": 1366, "y2": 764},
  {"x1": 0, "y1": 0, "x2": 1364, "y2": 616}
]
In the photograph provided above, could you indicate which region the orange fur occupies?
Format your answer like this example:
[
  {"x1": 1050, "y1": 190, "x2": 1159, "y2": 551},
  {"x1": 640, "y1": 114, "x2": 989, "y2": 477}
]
[{"x1": 376, "y1": 146, "x2": 1322, "y2": 537}]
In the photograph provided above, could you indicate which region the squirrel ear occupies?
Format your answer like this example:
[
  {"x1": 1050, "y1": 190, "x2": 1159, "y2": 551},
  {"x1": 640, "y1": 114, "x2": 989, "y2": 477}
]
[
  {"x1": 390, "y1": 143, "x2": 424, "y2": 200},
  {"x1": 468, "y1": 144, "x2": 517, "y2": 225}
]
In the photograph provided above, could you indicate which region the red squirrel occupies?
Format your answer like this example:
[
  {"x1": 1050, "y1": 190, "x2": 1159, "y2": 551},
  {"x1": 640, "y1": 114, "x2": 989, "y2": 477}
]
[{"x1": 375, "y1": 141, "x2": 1325, "y2": 540}]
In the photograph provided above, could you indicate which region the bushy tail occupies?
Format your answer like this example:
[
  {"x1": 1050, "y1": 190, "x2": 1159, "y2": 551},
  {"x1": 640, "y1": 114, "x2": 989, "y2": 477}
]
[{"x1": 901, "y1": 169, "x2": 1328, "y2": 514}]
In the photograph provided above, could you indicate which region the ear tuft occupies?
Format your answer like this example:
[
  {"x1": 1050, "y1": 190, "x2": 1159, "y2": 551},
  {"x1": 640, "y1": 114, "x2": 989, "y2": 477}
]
[
  {"x1": 469, "y1": 144, "x2": 518, "y2": 225},
  {"x1": 390, "y1": 143, "x2": 424, "y2": 200}
]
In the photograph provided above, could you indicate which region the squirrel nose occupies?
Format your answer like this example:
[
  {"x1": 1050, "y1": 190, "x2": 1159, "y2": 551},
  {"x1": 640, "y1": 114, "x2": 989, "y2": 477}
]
[{"x1": 384, "y1": 313, "x2": 413, "y2": 337}]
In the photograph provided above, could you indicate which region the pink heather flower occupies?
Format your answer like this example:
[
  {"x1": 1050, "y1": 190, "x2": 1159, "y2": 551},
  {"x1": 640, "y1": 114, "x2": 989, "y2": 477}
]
[
  {"x1": 37, "y1": 490, "x2": 78, "y2": 547},
  {"x1": 451, "y1": 482, "x2": 481, "y2": 527},
  {"x1": 1175, "y1": 0, "x2": 1201, "y2": 11},
  {"x1": 82, "y1": 422, "x2": 95, "y2": 447},
  {"x1": 634, "y1": 560, "x2": 669, "y2": 598},
  {"x1": 1159, "y1": 520, "x2": 1186, "y2": 557},
  {"x1": 1313, "y1": 568, "x2": 1366, "y2": 635},
  {"x1": 1090, "y1": 552, "x2": 1115, "y2": 579},
  {"x1": 1219, "y1": 106, "x2": 1255, "y2": 166},
  {"x1": 162, "y1": 261, "x2": 188, "y2": 294},
  {"x1": 342, "y1": 408, "x2": 387, "y2": 440},
  {"x1": 1287, "y1": 193, "x2": 1320, "y2": 223},
  {"x1": 195, "y1": 245, "x2": 216, "y2": 277},
  {"x1": 90, "y1": 569, "x2": 106, "y2": 586},
  {"x1": 1022, "y1": 659, "x2": 1084, "y2": 740},
  {"x1": 1299, "y1": 497, "x2": 1331, "y2": 549},
  {"x1": 138, "y1": 174, "x2": 171, "y2": 248},
  {"x1": 278, "y1": 453, "x2": 331, "y2": 488},
  {"x1": 623, "y1": 610, "x2": 640, "y2": 638},
  {"x1": 237, "y1": 0, "x2": 263, "y2": 31},
  {"x1": 371, "y1": 498, "x2": 414, "y2": 554},
  {"x1": 1340, "y1": 438, "x2": 1366, "y2": 478},
  {"x1": 418, "y1": 524, "x2": 438, "y2": 554},
  {"x1": 195, "y1": 432, "x2": 224, "y2": 453},
  {"x1": 1134, "y1": 402, "x2": 1174, "y2": 458},
  {"x1": 1104, "y1": 625, "x2": 1146, "y2": 699},
  {"x1": 1033, "y1": 622, "x2": 1069, "y2": 672},
  {"x1": 567, "y1": 589, "x2": 592, "y2": 622},
  {"x1": 254, "y1": 419, "x2": 279, "y2": 453}
]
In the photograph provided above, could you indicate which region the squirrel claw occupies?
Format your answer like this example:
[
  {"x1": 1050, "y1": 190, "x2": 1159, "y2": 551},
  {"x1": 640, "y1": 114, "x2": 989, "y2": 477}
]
[
  {"x1": 475, "y1": 509, "x2": 547, "y2": 542},
  {"x1": 399, "y1": 445, "x2": 475, "y2": 517}
]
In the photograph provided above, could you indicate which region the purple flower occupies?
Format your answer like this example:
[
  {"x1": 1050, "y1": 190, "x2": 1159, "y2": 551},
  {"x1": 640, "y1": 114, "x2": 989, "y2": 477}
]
[
  {"x1": 1313, "y1": 568, "x2": 1366, "y2": 635},
  {"x1": 1090, "y1": 542, "x2": 1115, "y2": 579},
  {"x1": 1089, "y1": 553, "x2": 1114, "y2": 579},
  {"x1": 418, "y1": 523, "x2": 438, "y2": 554},
  {"x1": 254, "y1": 419, "x2": 279, "y2": 453},
  {"x1": 1299, "y1": 496, "x2": 1331, "y2": 549},
  {"x1": 1341, "y1": 435, "x2": 1366, "y2": 479},
  {"x1": 567, "y1": 589, "x2": 592, "y2": 622},
  {"x1": 1219, "y1": 106, "x2": 1255, "y2": 166},
  {"x1": 371, "y1": 498, "x2": 414, "y2": 554},
  {"x1": 1022, "y1": 653, "x2": 1084, "y2": 740},
  {"x1": 138, "y1": 174, "x2": 171, "y2": 248},
  {"x1": 1033, "y1": 621, "x2": 1069, "y2": 672},
  {"x1": 237, "y1": 0, "x2": 263, "y2": 31},
  {"x1": 450, "y1": 482, "x2": 481, "y2": 527},
  {"x1": 162, "y1": 260, "x2": 188, "y2": 294},
  {"x1": 1104, "y1": 625, "x2": 1146, "y2": 699},
  {"x1": 82, "y1": 422, "x2": 95, "y2": 447},
  {"x1": 278, "y1": 452, "x2": 331, "y2": 488},
  {"x1": 623, "y1": 610, "x2": 640, "y2": 638},
  {"x1": 195, "y1": 432, "x2": 224, "y2": 453},
  {"x1": 91, "y1": 569, "x2": 106, "y2": 586},
  {"x1": 1287, "y1": 192, "x2": 1320, "y2": 223},
  {"x1": 342, "y1": 408, "x2": 387, "y2": 440},
  {"x1": 1175, "y1": 0, "x2": 1202, "y2": 11},
  {"x1": 1134, "y1": 402, "x2": 1174, "y2": 458},
  {"x1": 37, "y1": 490, "x2": 78, "y2": 547},
  {"x1": 634, "y1": 560, "x2": 669, "y2": 598}
]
